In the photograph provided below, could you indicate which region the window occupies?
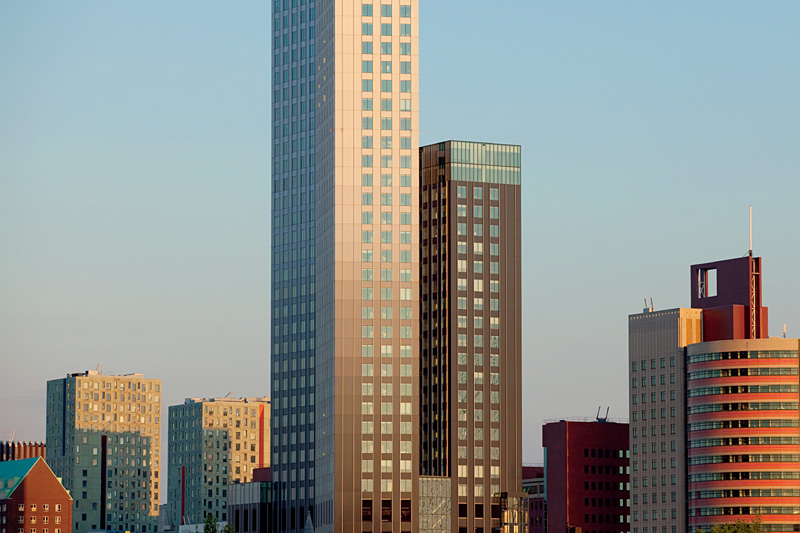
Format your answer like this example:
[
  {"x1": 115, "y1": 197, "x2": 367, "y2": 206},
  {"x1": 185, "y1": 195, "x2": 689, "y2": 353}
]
[
  {"x1": 362, "y1": 23, "x2": 373, "y2": 35},
  {"x1": 381, "y1": 23, "x2": 392, "y2": 36}
]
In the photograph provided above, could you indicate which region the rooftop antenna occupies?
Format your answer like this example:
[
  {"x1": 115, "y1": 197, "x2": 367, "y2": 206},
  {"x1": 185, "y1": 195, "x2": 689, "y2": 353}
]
[
  {"x1": 749, "y1": 206, "x2": 759, "y2": 339},
  {"x1": 784, "y1": 323, "x2": 787, "y2": 339},
  {"x1": 9, "y1": 428, "x2": 15, "y2": 441},
  {"x1": 650, "y1": 298, "x2": 654, "y2": 311},
  {"x1": 224, "y1": 391, "x2": 234, "y2": 398},
  {"x1": 596, "y1": 406, "x2": 610, "y2": 423},
  {"x1": 96, "y1": 363, "x2": 102, "y2": 374}
]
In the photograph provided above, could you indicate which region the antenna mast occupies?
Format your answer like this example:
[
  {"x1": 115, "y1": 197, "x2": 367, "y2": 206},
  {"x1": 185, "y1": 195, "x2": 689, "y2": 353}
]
[{"x1": 749, "y1": 206, "x2": 759, "y2": 339}]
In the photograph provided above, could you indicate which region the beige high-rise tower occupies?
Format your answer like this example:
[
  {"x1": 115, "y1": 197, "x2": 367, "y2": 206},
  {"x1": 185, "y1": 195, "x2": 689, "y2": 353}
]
[
  {"x1": 315, "y1": 2, "x2": 419, "y2": 531},
  {"x1": 628, "y1": 308, "x2": 701, "y2": 533},
  {"x1": 270, "y1": 1, "x2": 419, "y2": 531},
  {"x1": 46, "y1": 370, "x2": 162, "y2": 533}
]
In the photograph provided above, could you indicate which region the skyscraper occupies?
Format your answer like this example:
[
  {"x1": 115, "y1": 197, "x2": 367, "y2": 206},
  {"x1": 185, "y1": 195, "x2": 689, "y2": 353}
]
[
  {"x1": 630, "y1": 253, "x2": 800, "y2": 533},
  {"x1": 46, "y1": 370, "x2": 162, "y2": 533},
  {"x1": 270, "y1": 1, "x2": 418, "y2": 531},
  {"x1": 419, "y1": 140, "x2": 523, "y2": 531},
  {"x1": 167, "y1": 396, "x2": 271, "y2": 528},
  {"x1": 628, "y1": 307, "x2": 700, "y2": 533}
]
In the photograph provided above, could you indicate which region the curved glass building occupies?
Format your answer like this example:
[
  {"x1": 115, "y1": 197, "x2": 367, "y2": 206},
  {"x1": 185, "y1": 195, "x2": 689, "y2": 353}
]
[{"x1": 686, "y1": 339, "x2": 800, "y2": 532}]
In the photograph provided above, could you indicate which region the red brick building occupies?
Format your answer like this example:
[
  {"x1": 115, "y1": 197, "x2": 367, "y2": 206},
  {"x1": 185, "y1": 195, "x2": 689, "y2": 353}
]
[
  {"x1": 0, "y1": 442, "x2": 46, "y2": 463},
  {"x1": 0, "y1": 457, "x2": 72, "y2": 533}
]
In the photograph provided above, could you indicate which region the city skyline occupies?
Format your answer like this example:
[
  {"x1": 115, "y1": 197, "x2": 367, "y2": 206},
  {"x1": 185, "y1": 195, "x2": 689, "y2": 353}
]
[{"x1": 2, "y1": 0, "x2": 800, "y2": 477}]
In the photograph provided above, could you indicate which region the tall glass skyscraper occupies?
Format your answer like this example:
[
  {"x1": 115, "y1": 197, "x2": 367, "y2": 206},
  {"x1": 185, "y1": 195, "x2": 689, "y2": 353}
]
[
  {"x1": 270, "y1": 1, "x2": 318, "y2": 530},
  {"x1": 270, "y1": 1, "x2": 419, "y2": 531}
]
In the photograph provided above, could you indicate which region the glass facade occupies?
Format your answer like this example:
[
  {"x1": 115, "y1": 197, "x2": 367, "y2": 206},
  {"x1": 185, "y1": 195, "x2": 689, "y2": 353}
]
[
  {"x1": 449, "y1": 141, "x2": 522, "y2": 185},
  {"x1": 272, "y1": 1, "x2": 418, "y2": 531},
  {"x1": 270, "y1": 0, "x2": 317, "y2": 531},
  {"x1": 686, "y1": 339, "x2": 800, "y2": 533}
]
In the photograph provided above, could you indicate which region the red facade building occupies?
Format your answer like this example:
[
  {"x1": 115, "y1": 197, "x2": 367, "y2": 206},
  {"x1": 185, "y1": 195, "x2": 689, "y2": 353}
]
[
  {"x1": 522, "y1": 466, "x2": 545, "y2": 533},
  {"x1": 630, "y1": 251, "x2": 800, "y2": 532},
  {"x1": 0, "y1": 442, "x2": 45, "y2": 463},
  {"x1": 685, "y1": 255, "x2": 800, "y2": 531},
  {"x1": 543, "y1": 419, "x2": 630, "y2": 533},
  {"x1": 0, "y1": 457, "x2": 73, "y2": 533}
]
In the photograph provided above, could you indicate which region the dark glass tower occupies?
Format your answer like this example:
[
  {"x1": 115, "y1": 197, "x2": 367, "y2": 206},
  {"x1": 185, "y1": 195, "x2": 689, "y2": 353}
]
[{"x1": 270, "y1": 1, "x2": 317, "y2": 531}]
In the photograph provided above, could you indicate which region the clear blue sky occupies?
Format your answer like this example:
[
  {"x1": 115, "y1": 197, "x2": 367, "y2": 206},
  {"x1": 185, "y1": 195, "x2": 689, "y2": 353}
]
[{"x1": 1, "y1": 2, "x2": 799, "y2": 470}]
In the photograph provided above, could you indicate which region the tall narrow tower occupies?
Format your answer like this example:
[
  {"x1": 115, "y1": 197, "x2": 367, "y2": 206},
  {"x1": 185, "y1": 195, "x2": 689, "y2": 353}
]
[
  {"x1": 269, "y1": 1, "x2": 318, "y2": 530},
  {"x1": 420, "y1": 140, "x2": 523, "y2": 531},
  {"x1": 270, "y1": 1, "x2": 419, "y2": 531}
]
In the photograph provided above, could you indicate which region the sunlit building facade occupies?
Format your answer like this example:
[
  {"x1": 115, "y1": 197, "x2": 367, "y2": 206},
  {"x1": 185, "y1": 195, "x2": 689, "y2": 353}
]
[
  {"x1": 630, "y1": 254, "x2": 800, "y2": 533},
  {"x1": 270, "y1": 0, "x2": 419, "y2": 531},
  {"x1": 686, "y1": 338, "x2": 800, "y2": 532},
  {"x1": 46, "y1": 370, "x2": 161, "y2": 533},
  {"x1": 542, "y1": 419, "x2": 630, "y2": 533},
  {"x1": 167, "y1": 397, "x2": 270, "y2": 528},
  {"x1": 628, "y1": 308, "x2": 700, "y2": 533}
]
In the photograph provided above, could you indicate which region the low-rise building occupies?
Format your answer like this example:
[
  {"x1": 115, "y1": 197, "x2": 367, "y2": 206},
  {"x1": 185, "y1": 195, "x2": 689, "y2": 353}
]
[
  {"x1": 543, "y1": 418, "x2": 630, "y2": 533},
  {"x1": 0, "y1": 457, "x2": 73, "y2": 533},
  {"x1": 229, "y1": 468, "x2": 273, "y2": 533}
]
